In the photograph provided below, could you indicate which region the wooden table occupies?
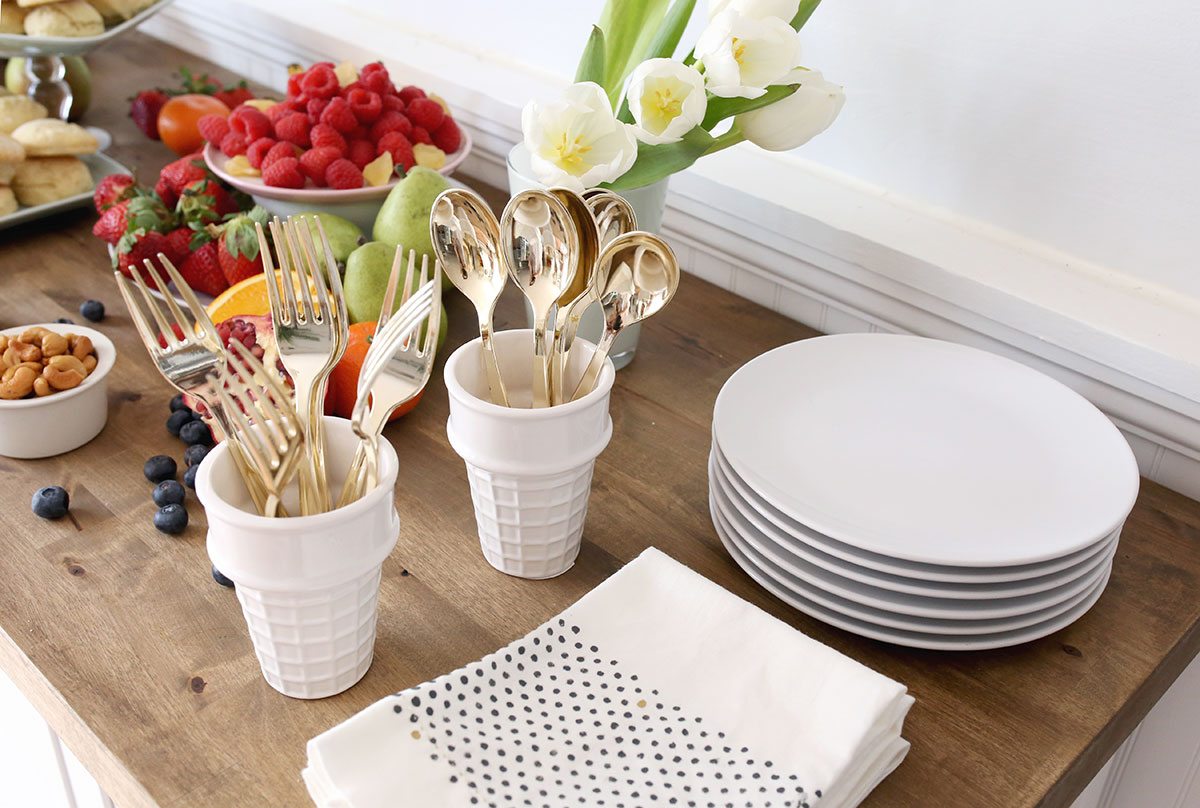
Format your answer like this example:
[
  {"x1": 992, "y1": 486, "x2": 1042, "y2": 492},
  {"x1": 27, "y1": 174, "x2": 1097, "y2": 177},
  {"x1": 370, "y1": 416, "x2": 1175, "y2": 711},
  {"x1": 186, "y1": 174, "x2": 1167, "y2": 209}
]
[{"x1": 2, "y1": 34, "x2": 1199, "y2": 808}]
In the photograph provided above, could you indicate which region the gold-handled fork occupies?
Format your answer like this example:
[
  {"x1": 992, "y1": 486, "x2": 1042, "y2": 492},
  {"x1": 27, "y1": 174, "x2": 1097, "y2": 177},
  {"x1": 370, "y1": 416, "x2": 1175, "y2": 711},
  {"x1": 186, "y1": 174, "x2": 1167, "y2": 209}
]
[
  {"x1": 260, "y1": 216, "x2": 348, "y2": 515},
  {"x1": 211, "y1": 340, "x2": 305, "y2": 517}
]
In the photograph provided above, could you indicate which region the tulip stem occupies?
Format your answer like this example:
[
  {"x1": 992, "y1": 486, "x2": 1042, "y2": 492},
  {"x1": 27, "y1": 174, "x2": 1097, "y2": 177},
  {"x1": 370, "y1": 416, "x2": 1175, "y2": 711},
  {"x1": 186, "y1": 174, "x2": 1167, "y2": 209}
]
[{"x1": 704, "y1": 125, "x2": 746, "y2": 156}]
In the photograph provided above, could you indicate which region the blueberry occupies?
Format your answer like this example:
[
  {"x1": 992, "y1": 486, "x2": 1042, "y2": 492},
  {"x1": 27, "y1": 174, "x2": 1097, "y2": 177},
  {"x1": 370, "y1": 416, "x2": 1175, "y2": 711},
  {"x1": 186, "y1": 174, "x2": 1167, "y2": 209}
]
[
  {"x1": 79, "y1": 299, "x2": 105, "y2": 322},
  {"x1": 31, "y1": 486, "x2": 69, "y2": 519},
  {"x1": 55, "y1": 317, "x2": 74, "y2": 324},
  {"x1": 166, "y1": 408, "x2": 195, "y2": 436},
  {"x1": 183, "y1": 463, "x2": 199, "y2": 490},
  {"x1": 211, "y1": 566, "x2": 235, "y2": 588},
  {"x1": 143, "y1": 454, "x2": 177, "y2": 483},
  {"x1": 152, "y1": 479, "x2": 186, "y2": 507},
  {"x1": 153, "y1": 503, "x2": 188, "y2": 535},
  {"x1": 183, "y1": 443, "x2": 210, "y2": 467},
  {"x1": 169, "y1": 393, "x2": 187, "y2": 412},
  {"x1": 179, "y1": 420, "x2": 213, "y2": 446}
]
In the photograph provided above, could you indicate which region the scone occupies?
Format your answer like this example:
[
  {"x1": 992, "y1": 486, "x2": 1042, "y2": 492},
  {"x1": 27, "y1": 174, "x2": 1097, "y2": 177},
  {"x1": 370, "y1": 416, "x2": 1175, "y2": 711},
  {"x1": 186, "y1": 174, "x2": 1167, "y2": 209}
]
[
  {"x1": 0, "y1": 163, "x2": 18, "y2": 184},
  {"x1": 0, "y1": 2, "x2": 29, "y2": 34},
  {"x1": 12, "y1": 118, "x2": 97, "y2": 156},
  {"x1": 0, "y1": 132, "x2": 25, "y2": 164},
  {"x1": 24, "y1": 0, "x2": 104, "y2": 37},
  {"x1": 17, "y1": 0, "x2": 66, "y2": 7},
  {"x1": 12, "y1": 156, "x2": 92, "y2": 206},
  {"x1": 0, "y1": 187, "x2": 16, "y2": 216},
  {"x1": 87, "y1": 0, "x2": 155, "y2": 23},
  {"x1": 0, "y1": 96, "x2": 47, "y2": 135}
]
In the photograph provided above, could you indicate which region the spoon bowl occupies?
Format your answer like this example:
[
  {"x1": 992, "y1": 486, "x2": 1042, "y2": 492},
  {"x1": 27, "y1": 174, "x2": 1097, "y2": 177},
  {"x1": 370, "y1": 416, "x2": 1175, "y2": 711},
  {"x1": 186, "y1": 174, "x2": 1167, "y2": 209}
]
[
  {"x1": 547, "y1": 187, "x2": 602, "y2": 404},
  {"x1": 584, "y1": 191, "x2": 639, "y2": 249}
]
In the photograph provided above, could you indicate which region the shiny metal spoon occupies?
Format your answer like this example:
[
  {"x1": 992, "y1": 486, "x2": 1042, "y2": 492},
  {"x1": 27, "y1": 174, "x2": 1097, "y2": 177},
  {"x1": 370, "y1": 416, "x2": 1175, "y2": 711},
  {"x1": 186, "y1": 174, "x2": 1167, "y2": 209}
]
[
  {"x1": 584, "y1": 190, "x2": 638, "y2": 249},
  {"x1": 500, "y1": 190, "x2": 579, "y2": 408},
  {"x1": 430, "y1": 188, "x2": 510, "y2": 407},
  {"x1": 571, "y1": 231, "x2": 680, "y2": 401},
  {"x1": 547, "y1": 187, "x2": 601, "y2": 405}
]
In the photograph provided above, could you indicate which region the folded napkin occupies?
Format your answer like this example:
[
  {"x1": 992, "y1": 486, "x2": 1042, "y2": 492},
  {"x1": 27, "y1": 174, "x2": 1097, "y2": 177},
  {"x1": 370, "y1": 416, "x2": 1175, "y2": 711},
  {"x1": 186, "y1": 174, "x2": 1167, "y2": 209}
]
[{"x1": 304, "y1": 548, "x2": 913, "y2": 808}]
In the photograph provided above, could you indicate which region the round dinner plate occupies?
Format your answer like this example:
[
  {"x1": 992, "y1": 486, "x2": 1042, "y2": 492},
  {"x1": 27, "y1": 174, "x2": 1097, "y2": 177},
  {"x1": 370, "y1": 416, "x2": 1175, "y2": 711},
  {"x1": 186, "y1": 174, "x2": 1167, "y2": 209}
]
[
  {"x1": 710, "y1": 454, "x2": 1119, "y2": 600},
  {"x1": 711, "y1": 439, "x2": 1122, "y2": 584},
  {"x1": 715, "y1": 507, "x2": 1112, "y2": 651},
  {"x1": 712, "y1": 334, "x2": 1139, "y2": 567}
]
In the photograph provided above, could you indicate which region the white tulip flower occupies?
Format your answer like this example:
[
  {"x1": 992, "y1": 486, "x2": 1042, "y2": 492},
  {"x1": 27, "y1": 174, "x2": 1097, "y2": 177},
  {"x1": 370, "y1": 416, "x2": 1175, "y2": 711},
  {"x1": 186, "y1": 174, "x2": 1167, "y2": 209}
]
[
  {"x1": 625, "y1": 59, "x2": 708, "y2": 145},
  {"x1": 708, "y1": 0, "x2": 799, "y2": 22},
  {"x1": 694, "y1": 10, "x2": 801, "y2": 99},
  {"x1": 735, "y1": 68, "x2": 845, "y2": 151},
  {"x1": 521, "y1": 82, "x2": 639, "y2": 192}
]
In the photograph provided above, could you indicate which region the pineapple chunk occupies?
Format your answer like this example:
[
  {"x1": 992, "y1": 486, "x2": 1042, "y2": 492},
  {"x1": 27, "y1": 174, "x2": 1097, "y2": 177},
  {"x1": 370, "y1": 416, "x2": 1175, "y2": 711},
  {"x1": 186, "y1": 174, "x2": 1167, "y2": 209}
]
[
  {"x1": 334, "y1": 61, "x2": 359, "y2": 87},
  {"x1": 244, "y1": 98, "x2": 277, "y2": 112},
  {"x1": 413, "y1": 144, "x2": 446, "y2": 170},
  {"x1": 363, "y1": 152, "x2": 395, "y2": 186},
  {"x1": 225, "y1": 155, "x2": 260, "y2": 177}
]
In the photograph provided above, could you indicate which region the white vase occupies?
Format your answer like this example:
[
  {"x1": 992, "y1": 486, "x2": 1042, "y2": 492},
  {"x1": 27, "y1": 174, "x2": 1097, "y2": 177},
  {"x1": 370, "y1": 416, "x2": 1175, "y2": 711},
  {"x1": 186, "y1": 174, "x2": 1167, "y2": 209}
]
[{"x1": 506, "y1": 143, "x2": 669, "y2": 370}]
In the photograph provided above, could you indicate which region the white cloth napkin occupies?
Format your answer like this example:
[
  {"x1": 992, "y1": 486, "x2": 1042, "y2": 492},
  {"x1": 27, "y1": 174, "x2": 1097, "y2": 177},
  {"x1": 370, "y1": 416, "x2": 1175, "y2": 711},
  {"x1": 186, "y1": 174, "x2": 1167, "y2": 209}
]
[{"x1": 304, "y1": 548, "x2": 913, "y2": 808}]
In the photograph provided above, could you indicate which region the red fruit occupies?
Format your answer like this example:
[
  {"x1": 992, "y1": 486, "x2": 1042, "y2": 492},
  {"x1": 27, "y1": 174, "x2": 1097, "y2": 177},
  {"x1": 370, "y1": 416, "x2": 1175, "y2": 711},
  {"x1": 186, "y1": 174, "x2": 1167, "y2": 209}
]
[
  {"x1": 398, "y1": 85, "x2": 426, "y2": 104},
  {"x1": 274, "y1": 112, "x2": 311, "y2": 147},
  {"x1": 376, "y1": 131, "x2": 415, "y2": 170},
  {"x1": 347, "y1": 123, "x2": 369, "y2": 141},
  {"x1": 432, "y1": 116, "x2": 463, "y2": 153},
  {"x1": 381, "y1": 94, "x2": 405, "y2": 113},
  {"x1": 215, "y1": 207, "x2": 269, "y2": 284},
  {"x1": 300, "y1": 64, "x2": 339, "y2": 99},
  {"x1": 406, "y1": 97, "x2": 445, "y2": 132},
  {"x1": 260, "y1": 141, "x2": 298, "y2": 170},
  {"x1": 245, "y1": 137, "x2": 277, "y2": 169},
  {"x1": 309, "y1": 123, "x2": 347, "y2": 154},
  {"x1": 156, "y1": 153, "x2": 207, "y2": 208},
  {"x1": 197, "y1": 113, "x2": 231, "y2": 145},
  {"x1": 165, "y1": 226, "x2": 194, "y2": 263},
  {"x1": 359, "y1": 63, "x2": 394, "y2": 96},
  {"x1": 325, "y1": 158, "x2": 363, "y2": 190},
  {"x1": 228, "y1": 105, "x2": 271, "y2": 141},
  {"x1": 177, "y1": 240, "x2": 228, "y2": 297},
  {"x1": 93, "y1": 174, "x2": 135, "y2": 213},
  {"x1": 266, "y1": 102, "x2": 293, "y2": 125},
  {"x1": 411, "y1": 126, "x2": 432, "y2": 145},
  {"x1": 114, "y1": 231, "x2": 171, "y2": 279},
  {"x1": 97, "y1": 194, "x2": 175, "y2": 245},
  {"x1": 157, "y1": 323, "x2": 186, "y2": 348},
  {"x1": 286, "y1": 72, "x2": 303, "y2": 98},
  {"x1": 177, "y1": 178, "x2": 237, "y2": 228},
  {"x1": 346, "y1": 88, "x2": 382, "y2": 123},
  {"x1": 369, "y1": 110, "x2": 411, "y2": 142},
  {"x1": 219, "y1": 131, "x2": 248, "y2": 156},
  {"x1": 299, "y1": 147, "x2": 341, "y2": 186},
  {"x1": 346, "y1": 139, "x2": 376, "y2": 169},
  {"x1": 214, "y1": 83, "x2": 254, "y2": 109},
  {"x1": 129, "y1": 89, "x2": 169, "y2": 140},
  {"x1": 319, "y1": 97, "x2": 357, "y2": 133},
  {"x1": 306, "y1": 96, "x2": 330, "y2": 125},
  {"x1": 92, "y1": 200, "x2": 130, "y2": 244},
  {"x1": 261, "y1": 156, "x2": 304, "y2": 189}
]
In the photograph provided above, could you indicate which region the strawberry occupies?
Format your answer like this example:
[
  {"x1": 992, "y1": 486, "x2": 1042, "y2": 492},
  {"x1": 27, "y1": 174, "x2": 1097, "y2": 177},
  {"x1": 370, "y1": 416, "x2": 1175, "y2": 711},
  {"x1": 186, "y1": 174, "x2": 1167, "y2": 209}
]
[
  {"x1": 92, "y1": 200, "x2": 131, "y2": 245},
  {"x1": 129, "y1": 89, "x2": 169, "y2": 140},
  {"x1": 214, "y1": 82, "x2": 254, "y2": 110},
  {"x1": 114, "y1": 231, "x2": 171, "y2": 279},
  {"x1": 176, "y1": 178, "x2": 237, "y2": 228},
  {"x1": 155, "y1": 154, "x2": 207, "y2": 209},
  {"x1": 97, "y1": 195, "x2": 174, "y2": 246},
  {"x1": 164, "y1": 227, "x2": 194, "y2": 264},
  {"x1": 93, "y1": 174, "x2": 136, "y2": 213},
  {"x1": 177, "y1": 241, "x2": 228, "y2": 297},
  {"x1": 213, "y1": 206, "x2": 269, "y2": 285}
]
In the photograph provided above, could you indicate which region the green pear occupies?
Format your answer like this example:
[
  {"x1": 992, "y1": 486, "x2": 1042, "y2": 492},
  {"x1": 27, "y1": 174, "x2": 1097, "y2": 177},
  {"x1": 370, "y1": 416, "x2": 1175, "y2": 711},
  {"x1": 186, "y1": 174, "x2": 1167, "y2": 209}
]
[
  {"x1": 344, "y1": 240, "x2": 449, "y2": 349},
  {"x1": 5, "y1": 57, "x2": 91, "y2": 121},
  {"x1": 294, "y1": 210, "x2": 363, "y2": 269},
  {"x1": 372, "y1": 166, "x2": 451, "y2": 287}
]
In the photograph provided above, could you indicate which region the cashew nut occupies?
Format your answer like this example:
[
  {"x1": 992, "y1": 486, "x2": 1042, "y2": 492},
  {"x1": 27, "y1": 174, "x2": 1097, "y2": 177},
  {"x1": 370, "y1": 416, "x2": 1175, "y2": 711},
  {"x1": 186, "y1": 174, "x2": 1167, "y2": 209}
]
[
  {"x1": 41, "y1": 332, "x2": 68, "y2": 358},
  {"x1": 6, "y1": 340, "x2": 41, "y2": 364},
  {"x1": 19, "y1": 327, "x2": 48, "y2": 344},
  {"x1": 3, "y1": 362, "x2": 41, "y2": 382},
  {"x1": 43, "y1": 365, "x2": 84, "y2": 391},
  {"x1": 0, "y1": 366, "x2": 36, "y2": 399},
  {"x1": 0, "y1": 335, "x2": 8, "y2": 353},
  {"x1": 32, "y1": 377, "x2": 51, "y2": 397},
  {"x1": 81, "y1": 354, "x2": 97, "y2": 374},
  {"x1": 71, "y1": 335, "x2": 93, "y2": 362},
  {"x1": 48, "y1": 354, "x2": 86, "y2": 375}
]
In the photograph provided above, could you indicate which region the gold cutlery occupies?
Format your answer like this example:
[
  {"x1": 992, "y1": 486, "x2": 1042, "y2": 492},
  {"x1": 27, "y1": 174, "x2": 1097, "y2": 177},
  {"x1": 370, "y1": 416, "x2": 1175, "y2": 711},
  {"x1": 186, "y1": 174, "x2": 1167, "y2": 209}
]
[
  {"x1": 583, "y1": 191, "x2": 638, "y2": 249},
  {"x1": 546, "y1": 188, "x2": 601, "y2": 405}
]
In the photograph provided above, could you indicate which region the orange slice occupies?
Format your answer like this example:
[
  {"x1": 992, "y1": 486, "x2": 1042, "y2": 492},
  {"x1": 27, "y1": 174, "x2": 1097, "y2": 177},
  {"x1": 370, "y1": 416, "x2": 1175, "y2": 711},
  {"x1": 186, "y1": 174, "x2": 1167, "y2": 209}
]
[{"x1": 206, "y1": 273, "x2": 272, "y2": 323}]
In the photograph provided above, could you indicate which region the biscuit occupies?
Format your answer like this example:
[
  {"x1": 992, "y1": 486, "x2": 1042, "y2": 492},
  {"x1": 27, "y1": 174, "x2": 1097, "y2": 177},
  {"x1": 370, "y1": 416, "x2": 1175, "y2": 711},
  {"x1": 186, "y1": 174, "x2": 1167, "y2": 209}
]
[
  {"x1": 87, "y1": 0, "x2": 155, "y2": 22},
  {"x1": 12, "y1": 156, "x2": 92, "y2": 206},
  {"x1": 0, "y1": 132, "x2": 25, "y2": 164},
  {"x1": 24, "y1": 0, "x2": 104, "y2": 37},
  {"x1": 0, "y1": 186, "x2": 16, "y2": 216},
  {"x1": 12, "y1": 118, "x2": 98, "y2": 156},
  {"x1": 0, "y1": 96, "x2": 47, "y2": 135},
  {"x1": 0, "y1": 2, "x2": 29, "y2": 33},
  {"x1": 17, "y1": 0, "x2": 65, "y2": 7},
  {"x1": 0, "y1": 163, "x2": 17, "y2": 185}
]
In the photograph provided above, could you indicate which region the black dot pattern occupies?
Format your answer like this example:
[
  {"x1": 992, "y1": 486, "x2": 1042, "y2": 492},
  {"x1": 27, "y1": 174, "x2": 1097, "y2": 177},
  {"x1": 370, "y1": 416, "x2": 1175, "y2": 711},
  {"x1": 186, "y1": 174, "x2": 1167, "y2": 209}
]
[{"x1": 391, "y1": 619, "x2": 818, "y2": 807}]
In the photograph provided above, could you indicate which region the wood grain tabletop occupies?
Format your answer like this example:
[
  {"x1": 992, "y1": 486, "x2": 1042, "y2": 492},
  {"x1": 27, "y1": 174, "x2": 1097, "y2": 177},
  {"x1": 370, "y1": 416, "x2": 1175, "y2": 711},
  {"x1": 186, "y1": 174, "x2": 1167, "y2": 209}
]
[{"x1": 1, "y1": 33, "x2": 1198, "y2": 808}]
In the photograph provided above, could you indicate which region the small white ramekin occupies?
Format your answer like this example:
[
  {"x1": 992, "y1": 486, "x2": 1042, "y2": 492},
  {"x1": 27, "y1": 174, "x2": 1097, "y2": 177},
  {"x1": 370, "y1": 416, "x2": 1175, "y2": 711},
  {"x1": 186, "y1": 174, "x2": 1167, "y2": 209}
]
[{"x1": 0, "y1": 323, "x2": 115, "y2": 459}]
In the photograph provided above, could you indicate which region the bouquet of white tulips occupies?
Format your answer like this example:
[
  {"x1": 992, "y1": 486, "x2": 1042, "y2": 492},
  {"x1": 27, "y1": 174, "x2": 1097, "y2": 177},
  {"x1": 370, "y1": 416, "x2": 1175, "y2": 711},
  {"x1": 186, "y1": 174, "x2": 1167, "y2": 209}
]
[{"x1": 521, "y1": 0, "x2": 845, "y2": 193}]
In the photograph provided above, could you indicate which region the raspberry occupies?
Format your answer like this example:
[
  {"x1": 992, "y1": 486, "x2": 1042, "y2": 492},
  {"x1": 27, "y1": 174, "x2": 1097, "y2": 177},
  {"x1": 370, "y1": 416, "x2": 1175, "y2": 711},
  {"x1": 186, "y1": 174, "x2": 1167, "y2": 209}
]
[
  {"x1": 262, "y1": 156, "x2": 304, "y2": 189},
  {"x1": 274, "y1": 112, "x2": 311, "y2": 147},
  {"x1": 286, "y1": 72, "x2": 303, "y2": 98},
  {"x1": 197, "y1": 114, "x2": 230, "y2": 145},
  {"x1": 347, "y1": 139, "x2": 376, "y2": 169},
  {"x1": 325, "y1": 158, "x2": 363, "y2": 190},
  {"x1": 411, "y1": 126, "x2": 432, "y2": 146},
  {"x1": 266, "y1": 101, "x2": 293, "y2": 125},
  {"x1": 346, "y1": 88, "x2": 383, "y2": 123},
  {"x1": 359, "y1": 62, "x2": 394, "y2": 95},
  {"x1": 398, "y1": 85, "x2": 427, "y2": 104},
  {"x1": 246, "y1": 137, "x2": 277, "y2": 169},
  {"x1": 369, "y1": 110, "x2": 411, "y2": 142},
  {"x1": 406, "y1": 97, "x2": 445, "y2": 132},
  {"x1": 432, "y1": 116, "x2": 463, "y2": 153},
  {"x1": 319, "y1": 97, "x2": 357, "y2": 133},
  {"x1": 300, "y1": 64, "x2": 339, "y2": 99},
  {"x1": 376, "y1": 131, "x2": 415, "y2": 170},
  {"x1": 306, "y1": 97, "x2": 330, "y2": 125},
  {"x1": 261, "y1": 141, "x2": 297, "y2": 170},
  {"x1": 309, "y1": 123, "x2": 347, "y2": 154},
  {"x1": 229, "y1": 105, "x2": 271, "y2": 141},
  {"x1": 347, "y1": 124, "x2": 369, "y2": 141},
  {"x1": 219, "y1": 131, "x2": 248, "y2": 156},
  {"x1": 381, "y1": 94, "x2": 405, "y2": 113},
  {"x1": 299, "y1": 147, "x2": 341, "y2": 186}
]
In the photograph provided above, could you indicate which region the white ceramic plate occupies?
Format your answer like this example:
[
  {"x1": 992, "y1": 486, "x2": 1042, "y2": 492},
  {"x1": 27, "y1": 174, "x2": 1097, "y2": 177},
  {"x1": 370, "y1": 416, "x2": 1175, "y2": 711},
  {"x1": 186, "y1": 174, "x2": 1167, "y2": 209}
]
[
  {"x1": 711, "y1": 439, "x2": 1121, "y2": 584},
  {"x1": 710, "y1": 454, "x2": 1119, "y2": 600},
  {"x1": 712, "y1": 334, "x2": 1139, "y2": 567},
  {"x1": 0, "y1": 151, "x2": 129, "y2": 231},
  {"x1": 715, "y1": 505, "x2": 1112, "y2": 651},
  {"x1": 0, "y1": 0, "x2": 177, "y2": 57}
]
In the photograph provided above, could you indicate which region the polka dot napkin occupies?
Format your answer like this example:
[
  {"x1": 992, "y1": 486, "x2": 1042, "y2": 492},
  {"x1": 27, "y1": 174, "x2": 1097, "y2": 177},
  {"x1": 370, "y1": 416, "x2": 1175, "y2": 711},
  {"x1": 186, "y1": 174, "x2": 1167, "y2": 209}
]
[{"x1": 303, "y1": 548, "x2": 913, "y2": 808}]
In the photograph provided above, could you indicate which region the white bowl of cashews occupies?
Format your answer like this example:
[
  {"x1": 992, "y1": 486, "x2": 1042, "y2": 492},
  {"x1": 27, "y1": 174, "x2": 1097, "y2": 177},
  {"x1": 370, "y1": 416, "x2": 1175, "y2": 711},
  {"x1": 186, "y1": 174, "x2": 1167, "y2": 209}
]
[{"x1": 0, "y1": 323, "x2": 116, "y2": 459}]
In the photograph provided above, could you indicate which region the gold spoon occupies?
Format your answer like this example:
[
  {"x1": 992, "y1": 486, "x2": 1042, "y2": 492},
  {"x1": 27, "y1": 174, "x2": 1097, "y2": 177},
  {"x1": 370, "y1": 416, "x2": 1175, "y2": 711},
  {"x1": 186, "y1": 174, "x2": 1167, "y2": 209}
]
[
  {"x1": 571, "y1": 232, "x2": 680, "y2": 401},
  {"x1": 547, "y1": 187, "x2": 601, "y2": 405},
  {"x1": 583, "y1": 190, "x2": 639, "y2": 249},
  {"x1": 500, "y1": 190, "x2": 579, "y2": 408},
  {"x1": 430, "y1": 189, "x2": 510, "y2": 407}
]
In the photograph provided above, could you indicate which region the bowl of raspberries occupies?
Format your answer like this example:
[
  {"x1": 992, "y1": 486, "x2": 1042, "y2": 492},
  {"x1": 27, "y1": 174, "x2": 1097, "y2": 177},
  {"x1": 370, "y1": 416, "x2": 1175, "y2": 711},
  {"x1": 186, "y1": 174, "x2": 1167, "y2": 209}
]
[{"x1": 200, "y1": 61, "x2": 469, "y2": 230}]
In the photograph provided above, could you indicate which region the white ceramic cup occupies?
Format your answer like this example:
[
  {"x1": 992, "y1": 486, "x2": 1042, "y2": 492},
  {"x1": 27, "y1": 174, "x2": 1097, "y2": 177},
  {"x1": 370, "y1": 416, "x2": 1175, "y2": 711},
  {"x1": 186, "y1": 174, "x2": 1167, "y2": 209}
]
[
  {"x1": 196, "y1": 416, "x2": 399, "y2": 700},
  {"x1": 0, "y1": 323, "x2": 115, "y2": 459},
  {"x1": 444, "y1": 329, "x2": 616, "y2": 579}
]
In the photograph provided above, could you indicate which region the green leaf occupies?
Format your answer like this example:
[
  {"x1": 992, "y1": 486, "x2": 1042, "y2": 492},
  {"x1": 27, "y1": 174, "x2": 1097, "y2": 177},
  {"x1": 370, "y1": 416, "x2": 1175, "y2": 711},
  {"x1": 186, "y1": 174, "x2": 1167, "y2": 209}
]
[
  {"x1": 575, "y1": 26, "x2": 607, "y2": 85},
  {"x1": 701, "y1": 83, "x2": 800, "y2": 130},
  {"x1": 596, "y1": 0, "x2": 671, "y2": 105},
  {"x1": 790, "y1": 0, "x2": 823, "y2": 30},
  {"x1": 603, "y1": 125, "x2": 714, "y2": 190},
  {"x1": 645, "y1": 0, "x2": 698, "y2": 60}
]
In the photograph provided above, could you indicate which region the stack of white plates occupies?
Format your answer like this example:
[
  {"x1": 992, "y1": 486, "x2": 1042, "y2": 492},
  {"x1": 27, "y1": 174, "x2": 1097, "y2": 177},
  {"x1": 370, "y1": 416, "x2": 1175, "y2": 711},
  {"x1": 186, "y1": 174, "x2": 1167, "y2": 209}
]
[{"x1": 710, "y1": 334, "x2": 1140, "y2": 650}]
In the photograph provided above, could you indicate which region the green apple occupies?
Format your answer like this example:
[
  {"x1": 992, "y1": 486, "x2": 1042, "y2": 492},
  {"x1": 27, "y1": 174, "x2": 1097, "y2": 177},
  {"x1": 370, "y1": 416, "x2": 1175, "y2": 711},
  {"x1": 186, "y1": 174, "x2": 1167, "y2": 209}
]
[
  {"x1": 344, "y1": 241, "x2": 448, "y2": 349},
  {"x1": 5, "y1": 57, "x2": 91, "y2": 121},
  {"x1": 294, "y1": 210, "x2": 363, "y2": 270},
  {"x1": 372, "y1": 166, "x2": 452, "y2": 289}
]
